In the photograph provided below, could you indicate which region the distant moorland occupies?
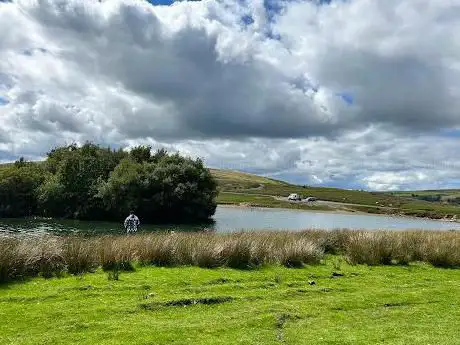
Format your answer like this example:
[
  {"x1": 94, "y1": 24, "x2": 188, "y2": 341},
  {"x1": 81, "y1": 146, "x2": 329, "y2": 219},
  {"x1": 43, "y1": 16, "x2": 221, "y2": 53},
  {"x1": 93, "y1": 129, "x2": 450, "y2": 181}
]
[{"x1": 211, "y1": 169, "x2": 460, "y2": 220}]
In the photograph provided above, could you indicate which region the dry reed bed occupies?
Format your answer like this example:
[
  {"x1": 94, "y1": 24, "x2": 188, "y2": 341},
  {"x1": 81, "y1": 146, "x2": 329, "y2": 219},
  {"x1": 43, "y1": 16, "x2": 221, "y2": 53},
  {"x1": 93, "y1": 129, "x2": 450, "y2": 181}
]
[{"x1": 0, "y1": 229, "x2": 459, "y2": 283}]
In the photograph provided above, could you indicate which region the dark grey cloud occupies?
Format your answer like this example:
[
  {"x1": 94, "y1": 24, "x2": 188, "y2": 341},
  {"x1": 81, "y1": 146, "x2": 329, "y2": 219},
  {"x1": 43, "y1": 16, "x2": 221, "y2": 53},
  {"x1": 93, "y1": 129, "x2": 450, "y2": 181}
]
[
  {"x1": 9, "y1": 0, "x2": 353, "y2": 141},
  {"x1": 0, "y1": 0, "x2": 460, "y2": 190}
]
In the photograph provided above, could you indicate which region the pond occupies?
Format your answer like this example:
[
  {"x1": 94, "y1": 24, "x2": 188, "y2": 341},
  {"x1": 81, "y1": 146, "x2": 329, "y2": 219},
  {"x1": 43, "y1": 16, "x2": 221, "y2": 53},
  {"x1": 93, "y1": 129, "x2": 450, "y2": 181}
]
[{"x1": 0, "y1": 206, "x2": 458, "y2": 236}]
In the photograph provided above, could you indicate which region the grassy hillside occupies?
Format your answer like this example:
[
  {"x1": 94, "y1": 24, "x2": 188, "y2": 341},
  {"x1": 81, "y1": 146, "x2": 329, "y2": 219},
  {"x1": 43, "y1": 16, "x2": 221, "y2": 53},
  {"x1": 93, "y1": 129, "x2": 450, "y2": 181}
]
[
  {"x1": 212, "y1": 169, "x2": 394, "y2": 204},
  {"x1": 391, "y1": 189, "x2": 460, "y2": 202},
  {"x1": 211, "y1": 169, "x2": 460, "y2": 219}
]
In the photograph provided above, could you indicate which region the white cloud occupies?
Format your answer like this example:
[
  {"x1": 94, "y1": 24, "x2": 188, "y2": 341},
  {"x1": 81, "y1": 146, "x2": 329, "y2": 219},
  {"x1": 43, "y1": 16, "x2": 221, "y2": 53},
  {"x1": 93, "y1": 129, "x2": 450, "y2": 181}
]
[{"x1": 0, "y1": 0, "x2": 460, "y2": 190}]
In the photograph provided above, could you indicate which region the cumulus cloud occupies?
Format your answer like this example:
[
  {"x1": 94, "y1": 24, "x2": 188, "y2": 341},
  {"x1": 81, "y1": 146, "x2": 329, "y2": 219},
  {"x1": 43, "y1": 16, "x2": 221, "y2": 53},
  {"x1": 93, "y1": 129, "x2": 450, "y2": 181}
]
[{"x1": 0, "y1": 0, "x2": 459, "y2": 190}]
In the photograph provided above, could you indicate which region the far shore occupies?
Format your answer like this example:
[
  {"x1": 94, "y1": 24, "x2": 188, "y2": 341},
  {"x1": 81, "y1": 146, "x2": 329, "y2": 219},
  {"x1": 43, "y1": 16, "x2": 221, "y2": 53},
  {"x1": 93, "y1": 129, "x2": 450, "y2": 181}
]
[{"x1": 217, "y1": 202, "x2": 460, "y2": 224}]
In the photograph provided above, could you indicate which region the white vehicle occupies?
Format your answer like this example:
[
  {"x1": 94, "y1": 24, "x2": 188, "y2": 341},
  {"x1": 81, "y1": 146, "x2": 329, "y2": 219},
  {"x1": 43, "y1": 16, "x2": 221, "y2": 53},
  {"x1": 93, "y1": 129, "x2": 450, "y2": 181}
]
[
  {"x1": 304, "y1": 196, "x2": 317, "y2": 202},
  {"x1": 288, "y1": 193, "x2": 301, "y2": 201}
]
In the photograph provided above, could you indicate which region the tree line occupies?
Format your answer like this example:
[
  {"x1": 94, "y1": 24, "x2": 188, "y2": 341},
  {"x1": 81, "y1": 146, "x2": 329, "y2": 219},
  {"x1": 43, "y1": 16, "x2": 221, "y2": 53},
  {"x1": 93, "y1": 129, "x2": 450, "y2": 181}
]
[{"x1": 0, "y1": 143, "x2": 218, "y2": 224}]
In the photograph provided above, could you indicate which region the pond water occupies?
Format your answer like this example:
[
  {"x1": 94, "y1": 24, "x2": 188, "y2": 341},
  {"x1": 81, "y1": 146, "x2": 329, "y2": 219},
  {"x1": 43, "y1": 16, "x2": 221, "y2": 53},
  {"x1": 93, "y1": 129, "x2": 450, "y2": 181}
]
[{"x1": 0, "y1": 206, "x2": 458, "y2": 236}]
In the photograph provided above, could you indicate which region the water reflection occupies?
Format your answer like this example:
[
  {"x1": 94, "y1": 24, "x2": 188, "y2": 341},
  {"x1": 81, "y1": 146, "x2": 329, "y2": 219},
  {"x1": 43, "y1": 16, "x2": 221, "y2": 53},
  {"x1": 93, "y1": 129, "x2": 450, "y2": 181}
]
[{"x1": 0, "y1": 206, "x2": 458, "y2": 236}]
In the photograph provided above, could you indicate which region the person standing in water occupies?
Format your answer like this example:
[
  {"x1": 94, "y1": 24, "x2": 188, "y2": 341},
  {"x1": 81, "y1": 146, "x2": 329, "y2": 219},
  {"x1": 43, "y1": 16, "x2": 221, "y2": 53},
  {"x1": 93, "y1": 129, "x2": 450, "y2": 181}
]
[{"x1": 124, "y1": 210, "x2": 140, "y2": 234}]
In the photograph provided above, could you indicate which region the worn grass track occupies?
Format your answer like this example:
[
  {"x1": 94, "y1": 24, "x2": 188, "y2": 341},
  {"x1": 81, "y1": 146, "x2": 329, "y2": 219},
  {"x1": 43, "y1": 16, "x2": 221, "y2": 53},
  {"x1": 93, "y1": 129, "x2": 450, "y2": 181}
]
[{"x1": 0, "y1": 256, "x2": 459, "y2": 345}]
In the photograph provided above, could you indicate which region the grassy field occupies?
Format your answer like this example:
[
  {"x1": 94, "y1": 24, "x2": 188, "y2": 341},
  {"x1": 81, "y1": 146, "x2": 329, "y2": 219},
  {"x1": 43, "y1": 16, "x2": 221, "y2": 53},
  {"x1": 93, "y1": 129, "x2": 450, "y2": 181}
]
[
  {"x1": 211, "y1": 169, "x2": 460, "y2": 219},
  {"x1": 1, "y1": 258, "x2": 459, "y2": 345},
  {"x1": 1, "y1": 230, "x2": 458, "y2": 344}
]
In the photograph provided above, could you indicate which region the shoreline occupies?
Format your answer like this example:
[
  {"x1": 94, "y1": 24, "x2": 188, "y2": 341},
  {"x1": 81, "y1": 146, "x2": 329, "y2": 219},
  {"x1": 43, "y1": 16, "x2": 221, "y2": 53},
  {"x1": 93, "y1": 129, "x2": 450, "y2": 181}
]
[{"x1": 217, "y1": 203, "x2": 460, "y2": 224}]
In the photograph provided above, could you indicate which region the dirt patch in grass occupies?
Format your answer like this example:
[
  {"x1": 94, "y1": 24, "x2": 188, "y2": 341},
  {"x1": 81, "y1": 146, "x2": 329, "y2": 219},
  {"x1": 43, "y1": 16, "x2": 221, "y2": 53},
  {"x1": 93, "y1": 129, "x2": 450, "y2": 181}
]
[
  {"x1": 140, "y1": 296, "x2": 235, "y2": 310},
  {"x1": 206, "y1": 278, "x2": 240, "y2": 285},
  {"x1": 383, "y1": 300, "x2": 439, "y2": 308}
]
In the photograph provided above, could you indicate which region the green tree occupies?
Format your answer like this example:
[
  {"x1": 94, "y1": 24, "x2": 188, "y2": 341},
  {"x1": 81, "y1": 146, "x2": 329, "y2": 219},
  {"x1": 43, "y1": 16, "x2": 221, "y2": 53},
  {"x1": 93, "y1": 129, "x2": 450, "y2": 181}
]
[
  {"x1": 40, "y1": 142, "x2": 128, "y2": 219},
  {"x1": 129, "y1": 145, "x2": 152, "y2": 164},
  {"x1": 36, "y1": 174, "x2": 67, "y2": 217},
  {"x1": 0, "y1": 160, "x2": 46, "y2": 217},
  {"x1": 0, "y1": 143, "x2": 218, "y2": 224},
  {"x1": 98, "y1": 152, "x2": 218, "y2": 223}
]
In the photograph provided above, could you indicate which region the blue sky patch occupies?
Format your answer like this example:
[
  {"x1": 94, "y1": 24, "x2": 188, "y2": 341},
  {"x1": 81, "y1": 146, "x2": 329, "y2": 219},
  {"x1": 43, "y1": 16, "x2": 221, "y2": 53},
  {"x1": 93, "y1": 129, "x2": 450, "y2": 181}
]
[
  {"x1": 146, "y1": 0, "x2": 177, "y2": 5},
  {"x1": 336, "y1": 92, "x2": 354, "y2": 105},
  {"x1": 439, "y1": 128, "x2": 460, "y2": 138},
  {"x1": 0, "y1": 96, "x2": 8, "y2": 105},
  {"x1": 264, "y1": 0, "x2": 284, "y2": 22},
  {"x1": 241, "y1": 14, "x2": 254, "y2": 25},
  {"x1": 0, "y1": 151, "x2": 19, "y2": 162}
]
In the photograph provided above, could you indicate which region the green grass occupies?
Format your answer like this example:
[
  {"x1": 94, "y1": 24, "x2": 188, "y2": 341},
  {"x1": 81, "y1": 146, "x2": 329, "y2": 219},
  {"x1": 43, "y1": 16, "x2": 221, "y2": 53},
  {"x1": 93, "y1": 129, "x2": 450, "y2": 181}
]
[
  {"x1": 391, "y1": 189, "x2": 460, "y2": 197},
  {"x1": 391, "y1": 189, "x2": 460, "y2": 204},
  {"x1": 210, "y1": 168, "x2": 285, "y2": 187},
  {"x1": 1, "y1": 258, "x2": 459, "y2": 345}
]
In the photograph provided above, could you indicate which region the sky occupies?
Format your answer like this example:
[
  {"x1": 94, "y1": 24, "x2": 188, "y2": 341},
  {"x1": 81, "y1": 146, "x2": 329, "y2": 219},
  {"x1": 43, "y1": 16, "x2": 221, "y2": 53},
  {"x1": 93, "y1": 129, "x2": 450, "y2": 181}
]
[{"x1": 0, "y1": 0, "x2": 459, "y2": 191}]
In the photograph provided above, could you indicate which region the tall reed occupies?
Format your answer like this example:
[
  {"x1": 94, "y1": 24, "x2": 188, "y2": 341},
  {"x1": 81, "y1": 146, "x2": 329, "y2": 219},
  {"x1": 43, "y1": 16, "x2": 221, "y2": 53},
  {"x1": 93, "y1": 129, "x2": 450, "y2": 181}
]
[
  {"x1": 0, "y1": 229, "x2": 458, "y2": 283},
  {"x1": 343, "y1": 230, "x2": 460, "y2": 267}
]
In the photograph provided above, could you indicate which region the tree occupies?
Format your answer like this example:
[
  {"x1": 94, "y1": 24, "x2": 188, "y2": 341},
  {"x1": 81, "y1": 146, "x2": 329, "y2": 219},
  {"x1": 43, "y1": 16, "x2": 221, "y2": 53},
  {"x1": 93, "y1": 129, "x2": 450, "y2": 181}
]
[
  {"x1": 0, "y1": 143, "x2": 218, "y2": 224},
  {"x1": 129, "y1": 145, "x2": 152, "y2": 164},
  {"x1": 40, "y1": 142, "x2": 128, "y2": 219},
  {"x1": 98, "y1": 152, "x2": 218, "y2": 223},
  {"x1": 0, "y1": 160, "x2": 46, "y2": 217}
]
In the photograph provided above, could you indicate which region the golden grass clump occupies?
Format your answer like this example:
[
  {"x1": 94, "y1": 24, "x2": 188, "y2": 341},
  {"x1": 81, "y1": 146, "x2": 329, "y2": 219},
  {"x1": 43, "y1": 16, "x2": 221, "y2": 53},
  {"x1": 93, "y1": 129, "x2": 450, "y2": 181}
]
[
  {"x1": 343, "y1": 230, "x2": 460, "y2": 267},
  {"x1": 62, "y1": 236, "x2": 99, "y2": 274},
  {"x1": 0, "y1": 229, "x2": 459, "y2": 283}
]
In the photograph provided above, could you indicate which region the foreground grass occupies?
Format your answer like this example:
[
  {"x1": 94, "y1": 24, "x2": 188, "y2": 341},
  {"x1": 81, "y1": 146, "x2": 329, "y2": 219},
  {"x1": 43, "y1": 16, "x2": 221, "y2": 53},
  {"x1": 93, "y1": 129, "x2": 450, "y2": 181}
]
[{"x1": 0, "y1": 259, "x2": 459, "y2": 345}]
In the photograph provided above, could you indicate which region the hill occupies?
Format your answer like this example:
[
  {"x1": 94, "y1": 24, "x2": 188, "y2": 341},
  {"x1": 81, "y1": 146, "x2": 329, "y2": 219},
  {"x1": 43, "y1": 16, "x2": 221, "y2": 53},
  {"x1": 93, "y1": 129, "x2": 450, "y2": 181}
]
[
  {"x1": 391, "y1": 189, "x2": 460, "y2": 203},
  {"x1": 211, "y1": 169, "x2": 460, "y2": 220}
]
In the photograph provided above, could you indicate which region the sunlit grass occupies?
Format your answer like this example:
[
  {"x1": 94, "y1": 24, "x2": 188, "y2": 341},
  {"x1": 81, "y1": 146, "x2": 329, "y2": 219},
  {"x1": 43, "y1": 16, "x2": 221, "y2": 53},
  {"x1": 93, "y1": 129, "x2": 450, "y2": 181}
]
[{"x1": 0, "y1": 258, "x2": 459, "y2": 345}]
